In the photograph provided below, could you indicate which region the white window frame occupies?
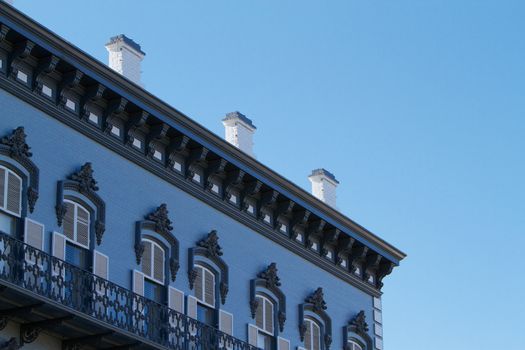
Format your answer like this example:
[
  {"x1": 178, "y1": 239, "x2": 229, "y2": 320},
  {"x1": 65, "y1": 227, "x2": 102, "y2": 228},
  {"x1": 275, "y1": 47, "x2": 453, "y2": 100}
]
[
  {"x1": 304, "y1": 318, "x2": 321, "y2": 350},
  {"x1": 347, "y1": 340, "x2": 363, "y2": 350},
  {"x1": 63, "y1": 199, "x2": 90, "y2": 249},
  {"x1": 141, "y1": 238, "x2": 165, "y2": 285},
  {"x1": 194, "y1": 264, "x2": 216, "y2": 308},
  {"x1": 255, "y1": 294, "x2": 275, "y2": 336},
  {"x1": 0, "y1": 165, "x2": 22, "y2": 217}
]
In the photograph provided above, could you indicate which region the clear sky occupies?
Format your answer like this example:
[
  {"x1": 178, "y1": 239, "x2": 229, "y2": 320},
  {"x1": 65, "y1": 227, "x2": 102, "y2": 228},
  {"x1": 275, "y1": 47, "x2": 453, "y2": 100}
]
[{"x1": 13, "y1": 1, "x2": 525, "y2": 349}]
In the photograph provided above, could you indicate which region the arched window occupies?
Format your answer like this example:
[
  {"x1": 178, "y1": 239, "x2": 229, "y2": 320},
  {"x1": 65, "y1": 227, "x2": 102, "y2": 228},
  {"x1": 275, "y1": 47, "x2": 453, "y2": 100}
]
[
  {"x1": 254, "y1": 294, "x2": 275, "y2": 349},
  {"x1": 193, "y1": 263, "x2": 216, "y2": 325},
  {"x1": 304, "y1": 317, "x2": 321, "y2": 350},
  {"x1": 347, "y1": 339, "x2": 364, "y2": 350},
  {"x1": 188, "y1": 230, "x2": 230, "y2": 330},
  {"x1": 299, "y1": 288, "x2": 332, "y2": 350},
  {"x1": 0, "y1": 165, "x2": 22, "y2": 235},
  {"x1": 248, "y1": 263, "x2": 287, "y2": 350},
  {"x1": 141, "y1": 238, "x2": 166, "y2": 303},
  {"x1": 343, "y1": 311, "x2": 372, "y2": 350},
  {"x1": 62, "y1": 199, "x2": 90, "y2": 269}
]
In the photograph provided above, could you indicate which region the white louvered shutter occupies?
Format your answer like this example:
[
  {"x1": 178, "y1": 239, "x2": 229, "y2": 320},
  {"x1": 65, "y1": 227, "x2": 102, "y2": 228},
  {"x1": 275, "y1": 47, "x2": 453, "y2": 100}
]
[
  {"x1": 93, "y1": 250, "x2": 108, "y2": 295},
  {"x1": 219, "y1": 310, "x2": 233, "y2": 335},
  {"x1": 142, "y1": 241, "x2": 152, "y2": 277},
  {"x1": 24, "y1": 218, "x2": 44, "y2": 250},
  {"x1": 52, "y1": 232, "x2": 66, "y2": 260},
  {"x1": 278, "y1": 337, "x2": 290, "y2": 350},
  {"x1": 169, "y1": 286, "x2": 184, "y2": 313},
  {"x1": 312, "y1": 322, "x2": 320, "y2": 350},
  {"x1": 76, "y1": 205, "x2": 89, "y2": 247},
  {"x1": 204, "y1": 269, "x2": 215, "y2": 306},
  {"x1": 194, "y1": 266, "x2": 203, "y2": 301},
  {"x1": 255, "y1": 296, "x2": 264, "y2": 329},
  {"x1": 63, "y1": 202, "x2": 75, "y2": 240},
  {"x1": 153, "y1": 243, "x2": 164, "y2": 283},
  {"x1": 304, "y1": 320, "x2": 312, "y2": 350},
  {"x1": 24, "y1": 219, "x2": 44, "y2": 264},
  {"x1": 248, "y1": 324, "x2": 258, "y2": 346},
  {"x1": 0, "y1": 167, "x2": 5, "y2": 209},
  {"x1": 132, "y1": 270, "x2": 145, "y2": 296},
  {"x1": 6, "y1": 172, "x2": 21, "y2": 216},
  {"x1": 187, "y1": 295, "x2": 198, "y2": 319},
  {"x1": 265, "y1": 298, "x2": 274, "y2": 333},
  {"x1": 93, "y1": 250, "x2": 108, "y2": 279}
]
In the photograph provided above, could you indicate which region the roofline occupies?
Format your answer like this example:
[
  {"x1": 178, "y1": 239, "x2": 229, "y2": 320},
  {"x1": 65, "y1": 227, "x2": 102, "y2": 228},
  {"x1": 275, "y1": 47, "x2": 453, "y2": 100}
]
[{"x1": 0, "y1": 3, "x2": 406, "y2": 262}]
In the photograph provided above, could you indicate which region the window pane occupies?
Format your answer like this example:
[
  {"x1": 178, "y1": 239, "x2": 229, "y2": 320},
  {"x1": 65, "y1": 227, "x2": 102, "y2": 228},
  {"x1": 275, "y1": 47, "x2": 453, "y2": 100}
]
[
  {"x1": 153, "y1": 244, "x2": 164, "y2": 282},
  {"x1": 204, "y1": 269, "x2": 215, "y2": 306},
  {"x1": 257, "y1": 332, "x2": 273, "y2": 350},
  {"x1": 65, "y1": 242, "x2": 89, "y2": 269},
  {"x1": 63, "y1": 202, "x2": 75, "y2": 240},
  {"x1": 6, "y1": 172, "x2": 21, "y2": 216},
  {"x1": 304, "y1": 320, "x2": 312, "y2": 350},
  {"x1": 142, "y1": 241, "x2": 152, "y2": 278},
  {"x1": 312, "y1": 322, "x2": 321, "y2": 350},
  {"x1": 0, "y1": 211, "x2": 15, "y2": 235},
  {"x1": 0, "y1": 167, "x2": 5, "y2": 208},
  {"x1": 144, "y1": 279, "x2": 164, "y2": 304},
  {"x1": 194, "y1": 266, "x2": 203, "y2": 302},
  {"x1": 197, "y1": 303, "x2": 215, "y2": 326},
  {"x1": 264, "y1": 298, "x2": 273, "y2": 333},
  {"x1": 255, "y1": 296, "x2": 264, "y2": 329},
  {"x1": 76, "y1": 205, "x2": 90, "y2": 247}
]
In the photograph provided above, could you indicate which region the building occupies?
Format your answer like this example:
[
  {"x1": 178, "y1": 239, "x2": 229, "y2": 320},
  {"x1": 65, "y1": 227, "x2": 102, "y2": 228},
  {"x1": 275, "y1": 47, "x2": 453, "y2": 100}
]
[{"x1": 0, "y1": 2, "x2": 405, "y2": 350}]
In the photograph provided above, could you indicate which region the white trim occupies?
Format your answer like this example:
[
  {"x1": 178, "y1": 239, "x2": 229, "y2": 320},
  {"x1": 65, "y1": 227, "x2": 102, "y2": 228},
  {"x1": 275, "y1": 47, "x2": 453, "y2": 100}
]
[{"x1": 255, "y1": 294, "x2": 274, "y2": 335}]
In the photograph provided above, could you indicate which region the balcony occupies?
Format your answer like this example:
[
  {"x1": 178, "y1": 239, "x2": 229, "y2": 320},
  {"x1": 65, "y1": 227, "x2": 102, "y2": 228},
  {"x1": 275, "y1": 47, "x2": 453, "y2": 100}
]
[{"x1": 0, "y1": 232, "x2": 258, "y2": 349}]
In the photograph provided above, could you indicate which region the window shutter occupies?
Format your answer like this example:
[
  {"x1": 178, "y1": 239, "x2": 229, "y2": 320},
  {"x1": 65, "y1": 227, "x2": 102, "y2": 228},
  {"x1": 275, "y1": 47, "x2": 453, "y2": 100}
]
[
  {"x1": 204, "y1": 269, "x2": 215, "y2": 306},
  {"x1": 52, "y1": 232, "x2": 66, "y2": 260},
  {"x1": 298, "y1": 347, "x2": 307, "y2": 350},
  {"x1": 186, "y1": 295, "x2": 198, "y2": 319},
  {"x1": 93, "y1": 250, "x2": 109, "y2": 279},
  {"x1": 304, "y1": 321, "x2": 312, "y2": 350},
  {"x1": 142, "y1": 241, "x2": 152, "y2": 277},
  {"x1": 153, "y1": 243, "x2": 164, "y2": 282},
  {"x1": 247, "y1": 324, "x2": 258, "y2": 346},
  {"x1": 255, "y1": 296, "x2": 264, "y2": 329},
  {"x1": 24, "y1": 218, "x2": 44, "y2": 250},
  {"x1": 168, "y1": 286, "x2": 184, "y2": 313},
  {"x1": 132, "y1": 270, "x2": 145, "y2": 296},
  {"x1": 219, "y1": 310, "x2": 233, "y2": 336},
  {"x1": 0, "y1": 167, "x2": 5, "y2": 209},
  {"x1": 264, "y1": 299, "x2": 273, "y2": 333},
  {"x1": 6, "y1": 172, "x2": 21, "y2": 216},
  {"x1": 76, "y1": 205, "x2": 89, "y2": 247},
  {"x1": 278, "y1": 337, "x2": 290, "y2": 350},
  {"x1": 312, "y1": 323, "x2": 320, "y2": 350},
  {"x1": 63, "y1": 202, "x2": 75, "y2": 240},
  {"x1": 194, "y1": 266, "x2": 203, "y2": 301}
]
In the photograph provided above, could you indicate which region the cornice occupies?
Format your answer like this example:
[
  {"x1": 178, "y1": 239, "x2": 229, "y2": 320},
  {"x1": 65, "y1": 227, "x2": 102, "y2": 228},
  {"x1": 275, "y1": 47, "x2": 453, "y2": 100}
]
[{"x1": 0, "y1": 4, "x2": 405, "y2": 295}]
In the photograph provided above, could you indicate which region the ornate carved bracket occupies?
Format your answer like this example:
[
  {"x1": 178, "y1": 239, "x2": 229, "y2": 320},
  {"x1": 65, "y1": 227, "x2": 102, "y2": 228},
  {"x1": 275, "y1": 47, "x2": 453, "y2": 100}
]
[
  {"x1": 8, "y1": 39, "x2": 34, "y2": 80},
  {"x1": 196, "y1": 230, "x2": 223, "y2": 258},
  {"x1": 33, "y1": 54, "x2": 60, "y2": 92},
  {"x1": 69, "y1": 162, "x2": 99, "y2": 193},
  {"x1": 57, "y1": 69, "x2": 83, "y2": 108}
]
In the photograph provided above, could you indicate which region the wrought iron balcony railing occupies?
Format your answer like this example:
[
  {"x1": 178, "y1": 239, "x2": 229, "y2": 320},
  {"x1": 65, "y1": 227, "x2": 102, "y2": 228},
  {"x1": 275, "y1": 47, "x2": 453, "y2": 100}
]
[{"x1": 0, "y1": 232, "x2": 259, "y2": 350}]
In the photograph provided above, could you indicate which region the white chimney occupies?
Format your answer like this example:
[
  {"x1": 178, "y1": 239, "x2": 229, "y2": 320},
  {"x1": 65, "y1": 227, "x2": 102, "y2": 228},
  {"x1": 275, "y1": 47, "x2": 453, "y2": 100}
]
[
  {"x1": 105, "y1": 35, "x2": 145, "y2": 86},
  {"x1": 222, "y1": 111, "x2": 256, "y2": 158},
  {"x1": 308, "y1": 169, "x2": 339, "y2": 207}
]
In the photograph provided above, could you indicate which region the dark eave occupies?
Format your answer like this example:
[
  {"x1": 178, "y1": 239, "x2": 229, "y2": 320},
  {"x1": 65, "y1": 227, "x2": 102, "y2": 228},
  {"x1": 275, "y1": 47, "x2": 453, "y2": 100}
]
[{"x1": 0, "y1": 3, "x2": 405, "y2": 294}]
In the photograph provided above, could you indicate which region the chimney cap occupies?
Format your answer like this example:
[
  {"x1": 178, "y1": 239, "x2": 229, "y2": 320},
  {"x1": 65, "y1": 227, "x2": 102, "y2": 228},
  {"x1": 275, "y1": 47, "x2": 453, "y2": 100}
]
[
  {"x1": 106, "y1": 34, "x2": 146, "y2": 56},
  {"x1": 222, "y1": 111, "x2": 257, "y2": 129},
  {"x1": 309, "y1": 168, "x2": 340, "y2": 184}
]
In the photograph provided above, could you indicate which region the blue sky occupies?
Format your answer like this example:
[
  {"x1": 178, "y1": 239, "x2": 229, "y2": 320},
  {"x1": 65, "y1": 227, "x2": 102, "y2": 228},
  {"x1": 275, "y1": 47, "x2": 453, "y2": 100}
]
[{"x1": 14, "y1": 1, "x2": 525, "y2": 349}]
